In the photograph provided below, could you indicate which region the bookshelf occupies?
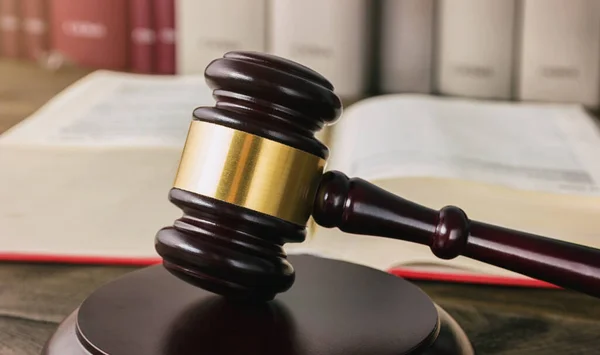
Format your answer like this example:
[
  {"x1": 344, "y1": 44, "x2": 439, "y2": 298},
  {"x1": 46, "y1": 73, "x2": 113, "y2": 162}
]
[{"x1": 2, "y1": 0, "x2": 599, "y2": 108}]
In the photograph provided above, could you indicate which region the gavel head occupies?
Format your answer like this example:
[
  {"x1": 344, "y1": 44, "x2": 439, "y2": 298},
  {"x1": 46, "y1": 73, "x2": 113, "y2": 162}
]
[{"x1": 155, "y1": 51, "x2": 342, "y2": 302}]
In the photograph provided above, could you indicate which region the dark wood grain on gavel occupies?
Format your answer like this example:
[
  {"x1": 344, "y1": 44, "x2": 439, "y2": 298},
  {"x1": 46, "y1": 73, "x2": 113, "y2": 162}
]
[
  {"x1": 313, "y1": 170, "x2": 600, "y2": 298},
  {"x1": 155, "y1": 51, "x2": 342, "y2": 302}
]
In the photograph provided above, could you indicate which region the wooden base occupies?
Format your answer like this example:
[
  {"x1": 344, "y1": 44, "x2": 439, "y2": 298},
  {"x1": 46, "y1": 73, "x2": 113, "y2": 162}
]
[{"x1": 41, "y1": 255, "x2": 474, "y2": 355}]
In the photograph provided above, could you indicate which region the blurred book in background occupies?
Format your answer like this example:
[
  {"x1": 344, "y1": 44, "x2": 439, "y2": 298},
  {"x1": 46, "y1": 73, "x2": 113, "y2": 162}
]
[
  {"x1": 1, "y1": 0, "x2": 597, "y2": 108},
  {"x1": 175, "y1": 0, "x2": 266, "y2": 75},
  {"x1": 435, "y1": 0, "x2": 517, "y2": 99},
  {"x1": 129, "y1": 0, "x2": 155, "y2": 74},
  {"x1": 0, "y1": 0, "x2": 21, "y2": 58},
  {"x1": 21, "y1": 0, "x2": 49, "y2": 61},
  {"x1": 154, "y1": 0, "x2": 175, "y2": 75},
  {"x1": 50, "y1": 0, "x2": 128, "y2": 70},
  {"x1": 517, "y1": 0, "x2": 600, "y2": 107},
  {"x1": 379, "y1": 0, "x2": 434, "y2": 94},
  {"x1": 269, "y1": 0, "x2": 372, "y2": 101}
]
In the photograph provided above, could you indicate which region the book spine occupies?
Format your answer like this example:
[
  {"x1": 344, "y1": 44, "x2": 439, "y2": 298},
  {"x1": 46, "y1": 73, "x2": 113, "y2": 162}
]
[
  {"x1": 517, "y1": 0, "x2": 600, "y2": 107},
  {"x1": 49, "y1": 0, "x2": 128, "y2": 70},
  {"x1": 154, "y1": 0, "x2": 175, "y2": 74},
  {"x1": 21, "y1": 0, "x2": 48, "y2": 61},
  {"x1": 435, "y1": 0, "x2": 517, "y2": 99},
  {"x1": 268, "y1": 0, "x2": 371, "y2": 100},
  {"x1": 379, "y1": 0, "x2": 434, "y2": 94},
  {"x1": 129, "y1": 0, "x2": 155, "y2": 73},
  {"x1": 0, "y1": 0, "x2": 21, "y2": 58},
  {"x1": 176, "y1": 0, "x2": 267, "y2": 75}
]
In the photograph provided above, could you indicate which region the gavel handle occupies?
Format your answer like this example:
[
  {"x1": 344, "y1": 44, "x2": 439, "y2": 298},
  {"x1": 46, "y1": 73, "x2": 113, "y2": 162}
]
[{"x1": 312, "y1": 171, "x2": 600, "y2": 298}]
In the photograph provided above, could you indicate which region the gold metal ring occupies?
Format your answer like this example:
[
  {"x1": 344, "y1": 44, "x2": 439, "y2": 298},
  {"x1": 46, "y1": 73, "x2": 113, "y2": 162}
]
[{"x1": 173, "y1": 120, "x2": 326, "y2": 225}]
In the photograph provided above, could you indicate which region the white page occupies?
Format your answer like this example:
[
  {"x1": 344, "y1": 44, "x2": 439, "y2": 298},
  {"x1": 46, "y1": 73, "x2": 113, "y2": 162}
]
[
  {"x1": 327, "y1": 94, "x2": 600, "y2": 196},
  {"x1": 0, "y1": 70, "x2": 214, "y2": 147}
]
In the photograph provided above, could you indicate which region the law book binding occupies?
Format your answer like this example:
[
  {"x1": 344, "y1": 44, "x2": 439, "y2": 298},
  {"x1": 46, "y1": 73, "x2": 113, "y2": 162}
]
[
  {"x1": 435, "y1": 0, "x2": 517, "y2": 99},
  {"x1": 517, "y1": 0, "x2": 600, "y2": 108},
  {"x1": 49, "y1": 0, "x2": 128, "y2": 70},
  {"x1": 379, "y1": 0, "x2": 434, "y2": 94},
  {"x1": 268, "y1": 0, "x2": 372, "y2": 101},
  {"x1": 21, "y1": 0, "x2": 48, "y2": 61},
  {"x1": 129, "y1": 0, "x2": 155, "y2": 74},
  {"x1": 0, "y1": 0, "x2": 21, "y2": 58},
  {"x1": 1, "y1": 71, "x2": 599, "y2": 289},
  {"x1": 154, "y1": 0, "x2": 175, "y2": 75},
  {"x1": 175, "y1": 0, "x2": 266, "y2": 75}
]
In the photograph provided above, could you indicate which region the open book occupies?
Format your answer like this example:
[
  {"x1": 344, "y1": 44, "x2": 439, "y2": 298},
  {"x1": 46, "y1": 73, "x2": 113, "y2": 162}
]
[
  {"x1": 303, "y1": 94, "x2": 600, "y2": 287},
  {"x1": 1, "y1": 71, "x2": 599, "y2": 287}
]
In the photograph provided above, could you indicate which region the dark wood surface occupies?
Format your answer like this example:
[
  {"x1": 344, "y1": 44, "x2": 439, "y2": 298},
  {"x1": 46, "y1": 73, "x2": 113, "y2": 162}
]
[
  {"x1": 45, "y1": 256, "x2": 465, "y2": 355},
  {"x1": 2, "y1": 261, "x2": 600, "y2": 355},
  {"x1": 1, "y1": 60, "x2": 600, "y2": 355},
  {"x1": 314, "y1": 170, "x2": 600, "y2": 298}
]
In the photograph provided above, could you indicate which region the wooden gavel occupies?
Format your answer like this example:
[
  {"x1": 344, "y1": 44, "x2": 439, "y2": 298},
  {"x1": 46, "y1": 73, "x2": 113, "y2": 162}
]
[{"x1": 154, "y1": 51, "x2": 600, "y2": 302}]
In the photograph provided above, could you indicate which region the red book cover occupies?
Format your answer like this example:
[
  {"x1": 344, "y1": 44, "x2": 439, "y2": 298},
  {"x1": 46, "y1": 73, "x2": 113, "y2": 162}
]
[
  {"x1": 154, "y1": 0, "x2": 175, "y2": 74},
  {"x1": 388, "y1": 267, "x2": 559, "y2": 289},
  {"x1": 129, "y1": 0, "x2": 155, "y2": 73},
  {"x1": 21, "y1": 0, "x2": 49, "y2": 61},
  {"x1": 0, "y1": 0, "x2": 21, "y2": 58},
  {"x1": 49, "y1": 0, "x2": 128, "y2": 70},
  {"x1": 0, "y1": 249, "x2": 560, "y2": 291}
]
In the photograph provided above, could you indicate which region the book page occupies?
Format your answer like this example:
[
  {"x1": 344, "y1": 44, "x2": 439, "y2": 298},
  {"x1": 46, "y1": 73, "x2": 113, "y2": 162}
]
[
  {"x1": 0, "y1": 70, "x2": 214, "y2": 147},
  {"x1": 327, "y1": 94, "x2": 600, "y2": 197},
  {"x1": 0, "y1": 70, "x2": 216, "y2": 262},
  {"x1": 302, "y1": 94, "x2": 600, "y2": 278}
]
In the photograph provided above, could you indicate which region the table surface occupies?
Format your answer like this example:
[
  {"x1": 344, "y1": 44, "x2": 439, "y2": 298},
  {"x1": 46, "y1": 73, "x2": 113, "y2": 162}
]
[{"x1": 1, "y1": 59, "x2": 600, "y2": 355}]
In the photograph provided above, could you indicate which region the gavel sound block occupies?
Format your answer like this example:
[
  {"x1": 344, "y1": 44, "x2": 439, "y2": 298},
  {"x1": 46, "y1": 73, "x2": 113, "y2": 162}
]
[{"x1": 42, "y1": 51, "x2": 600, "y2": 355}]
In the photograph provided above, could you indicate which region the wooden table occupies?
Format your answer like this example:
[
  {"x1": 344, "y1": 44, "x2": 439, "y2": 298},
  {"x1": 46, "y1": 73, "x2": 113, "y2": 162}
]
[{"x1": 1, "y1": 59, "x2": 600, "y2": 355}]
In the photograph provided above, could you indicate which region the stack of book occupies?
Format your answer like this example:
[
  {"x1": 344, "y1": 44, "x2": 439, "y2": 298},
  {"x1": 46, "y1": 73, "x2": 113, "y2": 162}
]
[
  {"x1": 1, "y1": 0, "x2": 599, "y2": 106},
  {"x1": 0, "y1": 0, "x2": 175, "y2": 73}
]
